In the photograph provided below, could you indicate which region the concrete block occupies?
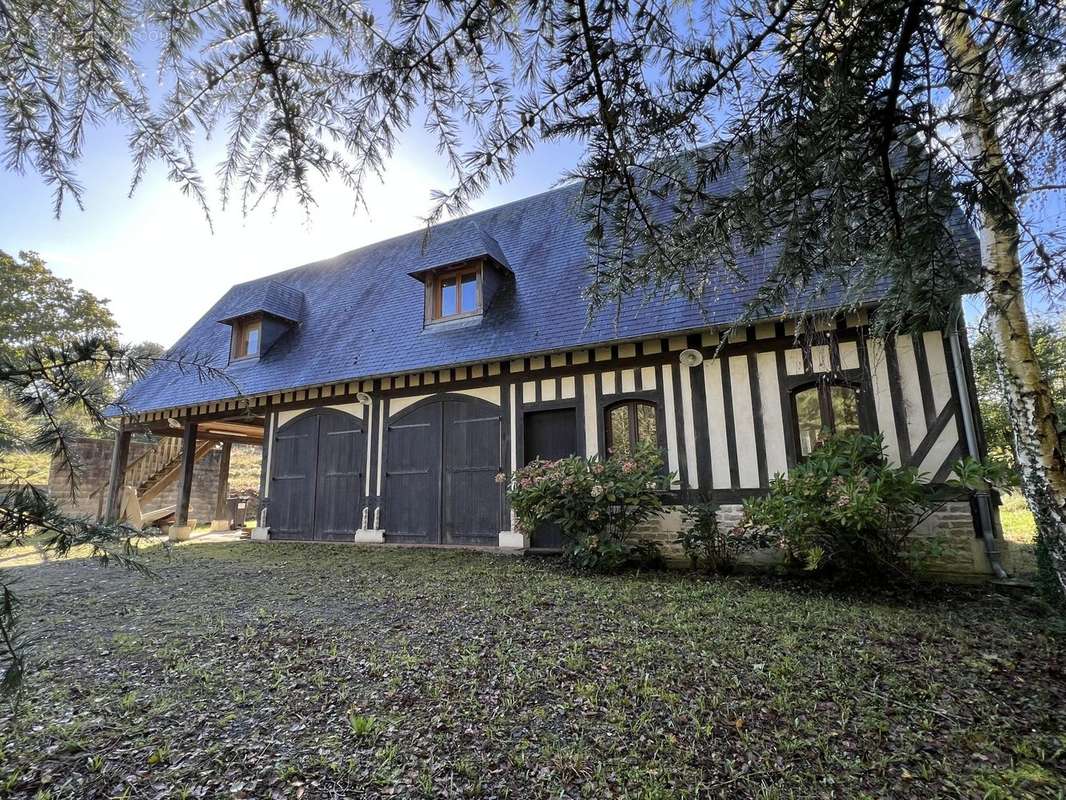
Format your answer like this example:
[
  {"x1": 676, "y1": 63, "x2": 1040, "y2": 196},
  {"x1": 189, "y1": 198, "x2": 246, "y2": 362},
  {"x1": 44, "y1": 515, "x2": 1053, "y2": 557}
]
[
  {"x1": 250, "y1": 527, "x2": 270, "y2": 541},
  {"x1": 209, "y1": 519, "x2": 232, "y2": 532},
  {"x1": 498, "y1": 530, "x2": 526, "y2": 549},
  {"x1": 169, "y1": 525, "x2": 193, "y2": 542},
  {"x1": 354, "y1": 529, "x2": 385, "y2": 544}
]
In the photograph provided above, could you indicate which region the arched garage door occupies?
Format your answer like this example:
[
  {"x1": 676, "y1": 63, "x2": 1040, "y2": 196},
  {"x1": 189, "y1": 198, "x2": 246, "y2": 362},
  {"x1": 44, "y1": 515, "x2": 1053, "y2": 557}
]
[
  {"x1": 384, "y1": 394, "x2": 503, "y2": 545},
  {"x1": 268, "y1": 408, "x2": 364, "y2": 540}
]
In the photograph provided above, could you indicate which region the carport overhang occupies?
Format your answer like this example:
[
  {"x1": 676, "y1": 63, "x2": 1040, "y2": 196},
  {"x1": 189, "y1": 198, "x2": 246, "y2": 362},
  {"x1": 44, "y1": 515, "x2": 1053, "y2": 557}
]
[{"x1": 105, "y1": 411, "x2": 267, "y2": 533}]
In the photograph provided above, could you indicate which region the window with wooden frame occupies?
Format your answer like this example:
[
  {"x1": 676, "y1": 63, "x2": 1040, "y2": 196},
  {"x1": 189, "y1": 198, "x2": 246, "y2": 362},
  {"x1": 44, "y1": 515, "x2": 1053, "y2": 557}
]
[
  {"x1": 605, "y1": 399, "x2": 660, "y2": 457},
  {"x1": 231, "y1": 317, "x2": 262, "y2": 361},
  {"x1": 428, "y1": 263, "x2": 481, "y2": 322},
  {"x1": 792, "y1": 379, "x2": 862, "y2": 457}
]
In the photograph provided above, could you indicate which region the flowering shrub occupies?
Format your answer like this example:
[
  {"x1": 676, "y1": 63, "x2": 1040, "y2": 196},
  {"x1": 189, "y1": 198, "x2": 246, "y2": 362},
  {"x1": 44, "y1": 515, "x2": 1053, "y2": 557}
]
[
  {"x1": 677, "y1": 497, "x2": 774, "y2": 573},
  {"x1": 740, "y1": 432, "x2": 1009, "y2": 580},
  {"x1": 508, "y1": 443, "x2": 671, "y2": 572}
]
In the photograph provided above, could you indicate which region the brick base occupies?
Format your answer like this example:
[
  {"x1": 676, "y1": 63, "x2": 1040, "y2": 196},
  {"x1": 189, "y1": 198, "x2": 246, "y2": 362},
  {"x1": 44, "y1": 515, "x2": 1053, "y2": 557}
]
[{"x1": 631, "y1": 501, "x2": 1006, "y2": 579}]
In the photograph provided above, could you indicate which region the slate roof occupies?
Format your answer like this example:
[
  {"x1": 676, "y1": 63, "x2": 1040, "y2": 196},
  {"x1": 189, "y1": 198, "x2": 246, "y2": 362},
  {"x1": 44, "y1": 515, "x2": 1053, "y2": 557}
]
[
  {"x1": 115, "y1": 180, "x2": 979, "y2": 415},
  {"x1": 216, "y1": 279, "x2": 305, "y2": 324},
  {"x1": 408, "y1": 220, "x2": 512, "y2": 275}
]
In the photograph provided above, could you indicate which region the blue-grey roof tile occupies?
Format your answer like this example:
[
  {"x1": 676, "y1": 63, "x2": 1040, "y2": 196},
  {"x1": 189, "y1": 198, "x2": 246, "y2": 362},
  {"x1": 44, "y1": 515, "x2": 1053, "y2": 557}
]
[{"x1": 114, "y1": 180, "x2": 978, "y2": 415}]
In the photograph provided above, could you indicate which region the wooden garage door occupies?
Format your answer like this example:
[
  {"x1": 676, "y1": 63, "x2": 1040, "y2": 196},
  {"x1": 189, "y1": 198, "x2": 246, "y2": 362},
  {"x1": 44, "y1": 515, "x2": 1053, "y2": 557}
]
[
  {"x1": 269, "y1": 409, "x2": 364, "y2": 540},
  {"x1": 384, "y1": 395, "x2": 502, "y2": 545}
]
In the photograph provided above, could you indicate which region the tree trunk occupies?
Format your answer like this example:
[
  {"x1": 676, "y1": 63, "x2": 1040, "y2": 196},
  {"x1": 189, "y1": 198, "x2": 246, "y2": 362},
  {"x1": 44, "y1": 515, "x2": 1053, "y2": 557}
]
[{"x1": 938, "y1": 4, "x2": 1066, "y2": 594}]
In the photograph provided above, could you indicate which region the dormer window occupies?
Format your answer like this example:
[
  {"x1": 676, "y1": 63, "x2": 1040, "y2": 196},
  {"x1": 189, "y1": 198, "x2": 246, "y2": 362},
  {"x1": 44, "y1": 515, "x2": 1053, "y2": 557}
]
[
  {"x1": 232, "y1": 318, "x2": 262, "y2": 360},
  {"x1": 428, "y1": 263, "x2": 482, "y2": 322}
]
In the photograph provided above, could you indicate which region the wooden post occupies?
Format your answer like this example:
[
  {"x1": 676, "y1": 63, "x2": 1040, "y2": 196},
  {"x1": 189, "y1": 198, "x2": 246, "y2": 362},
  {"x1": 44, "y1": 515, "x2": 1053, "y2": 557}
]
[
  {"x1": 104, "y1": 425, "x2": 133, "y2": 522},
  {"x1": 174, "y1": 421, "x2": 199, "y2": 530},
  {"x1": 211, "y1": 441, "x2": 232, "y2": 530}
]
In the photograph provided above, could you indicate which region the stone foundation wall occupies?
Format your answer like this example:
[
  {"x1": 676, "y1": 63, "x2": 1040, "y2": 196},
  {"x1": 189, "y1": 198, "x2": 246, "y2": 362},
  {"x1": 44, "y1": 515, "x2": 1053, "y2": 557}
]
[
  {"x1": 631, "y1": 499, "x2": 1006, "y2": 578},
  {"x1": 48, "y1": 438, "x2": 223, "y2": 524}
]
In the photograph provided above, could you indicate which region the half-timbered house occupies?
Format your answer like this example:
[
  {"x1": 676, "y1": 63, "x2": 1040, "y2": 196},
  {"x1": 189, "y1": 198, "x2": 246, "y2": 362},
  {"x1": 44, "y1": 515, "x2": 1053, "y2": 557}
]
[{"x1": 109, "y1": 181, "x2": 1011, "y2": 577}]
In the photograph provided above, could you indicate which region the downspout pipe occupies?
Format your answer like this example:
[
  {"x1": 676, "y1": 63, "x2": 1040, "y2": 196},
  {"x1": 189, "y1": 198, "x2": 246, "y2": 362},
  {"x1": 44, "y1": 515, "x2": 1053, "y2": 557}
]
[{"x1": 948, "y1": 327, "x2": 1009, "y2": 579}]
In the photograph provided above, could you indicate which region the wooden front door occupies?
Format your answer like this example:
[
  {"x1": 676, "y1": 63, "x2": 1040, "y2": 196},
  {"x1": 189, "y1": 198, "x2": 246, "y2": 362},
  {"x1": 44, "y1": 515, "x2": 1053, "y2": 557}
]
[
  {"x1": 522, "y1": 407, "x2": 578, "y2": 549},
  {"x1": 268, "y1": 409, "x2": 364, "y2": 540},
  {"x1": 384, "y1": 395, "x2": 502, "y2": 545}
]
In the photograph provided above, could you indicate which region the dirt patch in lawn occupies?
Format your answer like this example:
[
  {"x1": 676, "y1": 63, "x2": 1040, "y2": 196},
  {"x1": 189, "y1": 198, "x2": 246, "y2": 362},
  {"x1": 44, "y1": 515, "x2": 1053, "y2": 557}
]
[{"x1": 1, "y1": 543, "x2": 1064, "y2": 798}]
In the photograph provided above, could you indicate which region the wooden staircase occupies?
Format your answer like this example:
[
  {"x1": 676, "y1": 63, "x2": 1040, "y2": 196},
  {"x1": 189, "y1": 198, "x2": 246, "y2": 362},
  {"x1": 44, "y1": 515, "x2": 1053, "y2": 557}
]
[{"x1": 93, "y1": 437, "x2": 217, "y2": 519}]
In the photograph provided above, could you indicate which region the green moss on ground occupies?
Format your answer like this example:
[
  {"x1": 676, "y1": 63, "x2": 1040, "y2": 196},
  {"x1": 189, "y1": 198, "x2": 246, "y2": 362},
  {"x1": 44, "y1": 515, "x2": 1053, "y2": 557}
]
[{"x1": 0, "y1": 544, "x2": 1063, "y2": 798}]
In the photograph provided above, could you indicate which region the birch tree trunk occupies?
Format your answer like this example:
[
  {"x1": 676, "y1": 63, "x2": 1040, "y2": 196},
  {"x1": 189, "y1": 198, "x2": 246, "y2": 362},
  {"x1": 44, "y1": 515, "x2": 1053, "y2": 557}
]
[{"x1": 939, "y1": 4, "x2": 1066, "y2": 594}]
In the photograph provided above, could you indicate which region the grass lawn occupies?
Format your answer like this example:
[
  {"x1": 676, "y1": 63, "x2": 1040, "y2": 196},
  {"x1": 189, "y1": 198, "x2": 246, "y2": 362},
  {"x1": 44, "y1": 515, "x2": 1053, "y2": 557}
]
[{"x1": 1, "y1": 542, "x2": 1063, "y2": 799}]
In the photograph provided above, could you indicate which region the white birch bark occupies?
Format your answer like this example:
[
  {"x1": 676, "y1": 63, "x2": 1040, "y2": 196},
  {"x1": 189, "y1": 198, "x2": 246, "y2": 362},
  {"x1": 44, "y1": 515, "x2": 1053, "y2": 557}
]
[{"x1": 938, "y1": 3, "x2": 1066, "y2": 593}]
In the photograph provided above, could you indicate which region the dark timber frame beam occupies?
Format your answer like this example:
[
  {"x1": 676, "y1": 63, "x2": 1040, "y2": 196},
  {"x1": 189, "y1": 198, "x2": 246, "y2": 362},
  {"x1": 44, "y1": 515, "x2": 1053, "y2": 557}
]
[
  {"x1": 104, "y1": 425, "x2": 133, "y2": 522},
  {"x1": 174, "y1": 421, "x2": 199, "y2": 529},
  {"x1": 212, "y1": 441, "x2": 232, "y2": 528}
]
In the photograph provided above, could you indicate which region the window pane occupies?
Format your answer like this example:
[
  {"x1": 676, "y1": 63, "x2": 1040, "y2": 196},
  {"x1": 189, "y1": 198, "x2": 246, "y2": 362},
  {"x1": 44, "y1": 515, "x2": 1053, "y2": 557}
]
[
  {"x1": 245, "y1": 326, "x2": 259, "y2": 356},
  {"x1": 608, "y1": 405, "x2": 632, "y2": 457},
  {"x1": 441, "y1": 278, "x2": 458, "y2": 317},
  {"x1": 460, "y1": 272, "x2": 478, "y2": 312},
  {"x1": 794, "y1": 387, "x2": 822, "y2": 456},
  {"x1": 635, "y1": 403, "x2": 658, "y2": 448},
  {"x1": 830, "y1": 385, "x2": 860, "y2": 436}
]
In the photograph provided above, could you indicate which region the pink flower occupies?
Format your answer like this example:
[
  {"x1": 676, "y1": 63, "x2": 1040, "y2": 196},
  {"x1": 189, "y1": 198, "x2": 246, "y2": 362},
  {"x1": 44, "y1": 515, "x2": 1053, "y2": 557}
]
[{"x1": 622, "y1": 460, "x2": 636, "y2": 473}]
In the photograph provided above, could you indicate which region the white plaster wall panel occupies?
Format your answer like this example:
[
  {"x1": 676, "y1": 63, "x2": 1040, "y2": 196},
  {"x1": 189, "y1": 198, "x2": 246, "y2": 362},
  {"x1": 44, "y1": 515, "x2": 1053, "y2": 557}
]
[
  {"x1": 582, "y1": 374, "x2": 598, "y2": 457},
  {"x1": 560, "y1": 376, "x2": 576, "y2": 400},
  {"x1": 867, "y1": 338, "x2": 901, "y2": 466},
  {"x1": 660, "y1": 364, "x2": 681, "y2": 486},
  {"x1": 785, "y1": 349, "x2": 805, "y2": 376},
  {"x1": 811, "y1": 345, "x2": 832, "y2": 373},
  {"x1": 376, "y1": 400, "x2": 385, "y2": 494},
  {"x1": 641, "y1": 366, "x2": 657, "y2": 390},
  {"x1": 523, "y1": 381, "x2": 536, "y2": 404},
  {"x1": 895, "y1": 334, "x2": 927, "y2": 447},
  {"x1": 757, "y1": 351, "x2": 788, "y2": 479},
  {"x1": 389, "y1": 394, "x2": 432, "y2": 417},
  {"x1": 678, "y1": 364, "x2": 700, "y2": 489},
  {"x1": 729, "y1": 356, "x2": 760, "y2": 488},
  {"x1": 621, "y1": 369, "x2": 636, "y2": 393},
  {"x1": 453, "y1": 386, "x2": 501, "y2": 406},
  {"x1": 509, "y1": 383, "x2": 518, "y2": 471},
  {"x1": 839, "y1": 341, "x2": 860, "y2": 370},
  {"x1": 703, "y1": 359, "x2": 732, "y2": 490},
  {"x1": 277, "y1": 402, "x2": 364, "y2": 428},
  {"x1": 919, "y1": 421, "x2": 958, "y2": 480},
  {"x1": 923, "y1": 331, "x2": 952, "y2": 415},
  {"x1": 262, "y1": 413, "x2": 276, "y2": 500},
  {"x1": 540, "y1": 379, "x2": 557, "y2": 402},
  {"x1": 601, "y1": 371, "x2": 617, "y2": 395}
]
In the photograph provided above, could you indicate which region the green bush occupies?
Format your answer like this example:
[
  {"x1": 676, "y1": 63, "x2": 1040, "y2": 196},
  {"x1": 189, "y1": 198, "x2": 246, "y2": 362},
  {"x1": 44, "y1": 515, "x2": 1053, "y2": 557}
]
[
  {"x1": 508, "y1": 443, "x2": 671, "y2": 572},
  {"x1": 741, "y1": 433, "x2": 948, "y2": 580}
]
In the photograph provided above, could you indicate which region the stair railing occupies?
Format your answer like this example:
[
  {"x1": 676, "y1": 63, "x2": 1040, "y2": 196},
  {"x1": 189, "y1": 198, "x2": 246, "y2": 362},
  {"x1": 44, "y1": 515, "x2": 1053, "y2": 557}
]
[{"x1": 91, "y1": 437, "x2": 182, "y2": 519}]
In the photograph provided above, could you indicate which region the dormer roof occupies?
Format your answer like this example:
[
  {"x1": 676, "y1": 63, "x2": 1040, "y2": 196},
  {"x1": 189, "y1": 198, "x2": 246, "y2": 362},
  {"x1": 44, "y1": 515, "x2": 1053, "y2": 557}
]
[
  {"x1": 407, "y1": 221, "x2": 512, "y2": 279},
  {"x1": 216, "y1": 280, "x2": 305, "y2": 325}
]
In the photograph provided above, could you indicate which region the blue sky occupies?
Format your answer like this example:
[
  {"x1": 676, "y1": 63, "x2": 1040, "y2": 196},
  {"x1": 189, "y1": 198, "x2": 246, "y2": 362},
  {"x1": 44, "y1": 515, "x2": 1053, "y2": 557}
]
[
  {"x1": 1, "y1": 107, "x2": 1058, "y2": 347},
  {"x1": 0, "y1": 116, "x2": 583, "y2": 347}
]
